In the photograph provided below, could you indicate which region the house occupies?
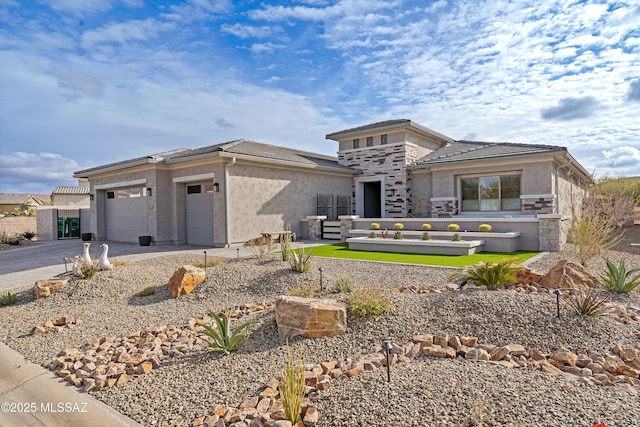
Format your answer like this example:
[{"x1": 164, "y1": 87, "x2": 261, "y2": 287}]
[
  {"x1": 51, "y1": 179, "x2": 90, "y2": 207},
  {"x1": 72, "y1": 119, "x2": 593, "y2": 250},
  {"x1": 0, "y1": 193, "x2": 50, "y2": 216}
]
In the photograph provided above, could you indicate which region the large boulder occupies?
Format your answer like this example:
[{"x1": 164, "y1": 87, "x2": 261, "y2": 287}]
[
  {"x1": 538, "y1": 260, "x2": 600, "y2": 290},
  {"x1": 275, "y1": 296, "x2": 346, "y2": 340},
  {"x1": 168, "y1": 265, "x2": 205, "y2": 298},
  {"x1": 35, "y1": 278, "x2": 69, "y2": 299}
]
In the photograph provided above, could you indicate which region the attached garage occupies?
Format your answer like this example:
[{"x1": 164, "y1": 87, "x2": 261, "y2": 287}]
[
  {"x1": 104, "y1": 187, "x2": 149, "y2": 242},
  {"x1": 184, "y1": 182, "x2": 215, "y2": 246}
]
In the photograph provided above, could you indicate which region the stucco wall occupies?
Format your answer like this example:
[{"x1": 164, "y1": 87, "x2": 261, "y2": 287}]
[
  {"x1": 408, "y1": 171, "x2": 433, "y2": 217},
  {"x1": 51, "y1": 195, "x2": 90, "y2": 207},
  {"x1": 555, "y1": 165, "x2": 588, "y2": 218},
  {"x1": 228, "y1": 163, "x2": 353, "y2": 243}
]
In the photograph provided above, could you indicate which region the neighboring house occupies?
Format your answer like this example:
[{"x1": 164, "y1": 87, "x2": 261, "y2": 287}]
[
  {"x1": 51, "y1": 179, "x2": 91, "y2": 207},
  {"x1": 73, "y1": 119, "x2": 593, "y2": 248},
  {"x1": 0, "y1": 193, "x2": 50, "y2": 215}
]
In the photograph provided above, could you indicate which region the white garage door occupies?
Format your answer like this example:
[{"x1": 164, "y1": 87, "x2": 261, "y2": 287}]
[
  {"x1": 105, "y1": 188, "x2": 148, "y2": 242},
  {"x1": 185, "y1": 182, "x2": 214, "y2": 246}
]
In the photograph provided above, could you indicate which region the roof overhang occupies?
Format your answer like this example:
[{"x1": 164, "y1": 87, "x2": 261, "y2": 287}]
[{"x1": 326, "y1": 120, "x2": 453, "y2": 144}]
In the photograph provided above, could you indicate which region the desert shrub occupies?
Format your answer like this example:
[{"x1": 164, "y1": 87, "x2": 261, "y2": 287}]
[
  {"x1": 280, "y1": 225, "x2": 293, "y2": 262},
  {"x1": 0, "y1": 291, "x2": 17, "y2": 306},
  {"x1": 79, "y1": 260, "x2": 101, "y2": 279},
  {"x1": 393, "y1": 231, "x2": 403, "y2": 240},
  {"x1": 452, "y1": 233, "x2": 461, "y2": 242},
  {"x1": 247, "y1": 237, "x2": 276, "y2": 259},
  {"x1": 347, "y1": 287, "x2": 391, "y2": 317},
  {"x1": 0, "y1": 230, "x2": 9, "y2": 244},
  {"x1": 563, "y1": 290, "x2": 611, "y2": 317},
  {"x1": 193, "y1": 256, "x2": 223, "y2": 268},
  {"x1": 449, "y1": 258, "x2": 521, "y2": 290},
  {"x1": 368, "y1": 231, "x2": 377, "y2": 238},
  {"x1": 600, "y1": 258, "x2": 640, "y2": 293},
  {"x1": 21, "y1": 230, "x2": 37, "y2": 240},
  {"x1": 421, "y1": 223, "x2": 432, "y2": 231},
  {"x1": 592, "y1": 176, "x2": 640, "y2": 205},
  {"x1": 199, "y1": 310, "x2": 257, "y2": 355},
  {"x1": 422, "y1": 232, "x2": 430, "y2": 240},
  {"x1": 478, "y1": 224, "x2": 492, "y2": 232},
  {"x1": 448, "y1": 224, "x2": 460, "y2": 232},
  {"x1": 332, "y1": 277, "x2": 354, "y2": 293},
  {"x1": 289, "y1": 247, "x2": 313, "y2": 273},
  {"x1": 110, "y1": 258, "x2": 128, "y2": 267},
  {"x1": 370, "y1": 223, "x2": 380, "y2": 230},
  {"x1": 280, "y1": 345, "x2": 306, "y2": 424},
  {"x1": 286, "y1": 284, "x2": 316, "y2": 297},
  {"x1": 393, "y1": 223, "x2": 404, "y2": 230},
  {"x1": 137, "y1": 286, "x2": 156, "y2": 297},
  {"x1": 567, "y1": 196, "x2": 631, "y2": 266}
]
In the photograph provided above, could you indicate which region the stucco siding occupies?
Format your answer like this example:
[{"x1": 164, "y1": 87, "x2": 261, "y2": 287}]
[
  {"x1": 228, "y1": 164, "x2": 352, "y2": 243},
  {"x1": 408, "y1": 171, "x2": 433, "y2": 217}
]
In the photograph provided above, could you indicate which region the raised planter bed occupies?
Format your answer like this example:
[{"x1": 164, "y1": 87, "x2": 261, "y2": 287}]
[
  {"x1": 346, "y1": 236, "x2": 485, "y2": 255},
  {"x1": 349, "y1": 229, "x2": 520, "y2": 252}
]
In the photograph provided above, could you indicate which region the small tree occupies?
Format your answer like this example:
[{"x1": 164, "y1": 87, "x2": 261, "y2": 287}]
[{"x1": 567, "y1": 196, "x2": 632, "y2": 266}]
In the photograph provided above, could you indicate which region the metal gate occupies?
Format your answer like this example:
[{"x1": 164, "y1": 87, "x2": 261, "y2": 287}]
[
  {"x1": 57, "y1": 209, "x2": 80, "y2": 239},
  {"x1": 317, "y1": 194, "x2": 351, "y2": 240}
]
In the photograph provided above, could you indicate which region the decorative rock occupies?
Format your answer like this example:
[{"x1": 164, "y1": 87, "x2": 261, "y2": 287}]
[
  {"x1": 553, "y1": 351, "x2": 578, "y2": 367},
  {"x1": 274, "y1": 296, "x2": 346, "y2": 340},
  {"x1": 538, "y1": 260, "x2": 600, "y2": 290},
  {"x1": 34, "y1": 278, "x2": 69, "y2": 299},
  {"x1": 303, "y1": 406, "x2": 318, "y2": 425},
  {"x1": 505, "y1": 343, "x2": 526, "y2": 356},
  {"x1": 169, "y1": 265, "x2": 206, "y2": 298}
]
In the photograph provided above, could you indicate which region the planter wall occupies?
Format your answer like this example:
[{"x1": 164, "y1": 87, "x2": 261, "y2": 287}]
[
  {"x1": 346, "y1": 237, "x2": 485, "y2": 256},
  {"x1": 349, "y1": 230, "x2": 520, "y2": 252}
]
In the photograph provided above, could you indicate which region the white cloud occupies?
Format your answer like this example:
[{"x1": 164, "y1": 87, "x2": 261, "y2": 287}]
[
  {"x1": 40, "y1": 0, "x2": 142, "y2": 16},
  {"x1": 0, "y1": 152, "x2": 79, "y2": 193},
  {"x1": 220, "y1": 23, "x2": 281, "y2": 39},
  {"x1": 81, "y1": 19, "x2": 176, "y2": 47}
]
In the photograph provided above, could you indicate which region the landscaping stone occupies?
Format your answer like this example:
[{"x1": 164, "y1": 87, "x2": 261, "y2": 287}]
[
  {"x1": 274, "y1": 296, "x2": 346, "y2": 340},
  {"x1": 168, "y1": 265, "x2": 206, "y2": 298},
  {"x1": 538, "y1": 260, "x2": 600, "y2": 289},
  {"x1": 34, "y1": 278, "x2": 69, "y2": 299}
]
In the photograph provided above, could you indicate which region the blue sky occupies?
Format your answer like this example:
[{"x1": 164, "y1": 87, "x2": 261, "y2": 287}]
[{"x1": 1, "y1": 0, "x2": 639, "y2": 194}]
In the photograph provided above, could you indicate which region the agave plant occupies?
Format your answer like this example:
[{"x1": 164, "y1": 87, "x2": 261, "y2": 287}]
[
  {"x1": 288, "y1": 247, "x2": 313, "y2": 273},
  {"x1": 449, "y1": 257, "x2": 521, "y2": 290},
  {"x1": 599, "y1": 258, "x2": 640, "y2": 293},
  {"x1": 563, "y1": 289, "x2": 611, "y2": 317},
  {"x1": 199, "y1": 310, "x2": 257, "y2": 355}
]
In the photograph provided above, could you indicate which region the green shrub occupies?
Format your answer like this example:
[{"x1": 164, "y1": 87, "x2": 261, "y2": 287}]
[
  {"x1": 449, "y1": 258, "x2": 522, "y2": 290},
  {"x1": 280, "y1": 345, "x2": 306, "y2": 424},
  {"x1": 452, "y1": 233, "x2": 461, "y2": 242},
  {"x1": 478, "y1": 224, "x2": 492, "y2": 232},
  {"x1": 289, "y1": 247, "x2": 313, "y2": 273},
  {"x1": 393, "y1": 231, "x2": 403, "y2": 240},
  {"x1": 332, "y1": 277, "x2": 354, "y2": 293},
  {"x1": 79, "y1": 260, "x2": 101, "y2": 279},
  {"x1": 21, "y1": 230, "x2": 37, "y2": 240},
  {"x1": 247, "y1": 237, "x2": 276, "y2": 259},
  {"x1": 370, "y1": 223, "x2": 380, "y2": 230},
  {"x1": 393, "y1": 223, "x2": 404, "y2": 230},
  {"x1": 564, "y1": 290, "x2": 611, "y2": 317},
  {"x1": 422, "y1": 232, "x2": 431, "y2": 240},
  {"x1": 448, "y1": 224, "x2": 460, "y2": 232},
  {"x1": 199, "y1": 310, "x2": 257, "y2": 355},
  {"x1": 286, "y1": 284, "x2": 316, "y2": 297},
  {"x1": 347, "y1": 287, "x2": 392, "y2": 317},
  {"x1": 280, "y1": 224, "x2": 293, "y2": 262},
  {"x1": 0, "y1": 291, "x2": 17, "y2": 306},
  {"x1": 368, "y1": 231, "x2": 377, "y2": 238},
  {"x1": 137, "y1": 286, "x2": 156, "y2": 297},
  {"x1": 600, "y1": 258, "x2": 640, "y2": 293},
  {"x1": 421, "y1": 223, "x2": 432, "y2": 231},
  {"x1": 0, "y1": 230, "x2": 9, "y2": 244}
]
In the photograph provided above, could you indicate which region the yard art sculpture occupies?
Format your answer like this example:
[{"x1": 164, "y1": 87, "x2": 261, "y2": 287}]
[
  {"x1": 82, "y1": 243, "x2": 92, "y2": 265},
  {"x1": 97, "y1": 243, "x2": 113, "y2": 270},
  {"x1": 72, "y1": 242, "x2": 113, "y2": 276}
]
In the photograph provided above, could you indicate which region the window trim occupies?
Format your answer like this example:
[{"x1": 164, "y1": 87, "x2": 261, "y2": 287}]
[
  {"x1": 458, "y1": 172, "x2": 522, "y2": 212},
  {"x1": 366, "y1": 136, "x2": 373, "y2": 147},
  {"x1": 353, "y1": 138, "x2": 359, "y2": 149}
]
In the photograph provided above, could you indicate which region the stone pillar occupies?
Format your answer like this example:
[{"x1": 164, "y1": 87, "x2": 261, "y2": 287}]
[
  {"x1": 339, "y1": 215, "x2": 359, "y2": 241},
  {"x1": 306, "y1": 216, "x2": 326, "y2": 241},
  {"x1": 538, "y1": 214, "x2": 565, "y2": 252}
]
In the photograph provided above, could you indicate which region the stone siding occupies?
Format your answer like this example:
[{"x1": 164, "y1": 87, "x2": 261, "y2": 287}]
[
  {"x1": 430, "y1": 198, "x2": 458, "y2": 216},
  {"x1": 521, "y1": 196, "x2": 555, "y2": 214},
  {"x1": 538, "y1": 214, "x2": 565, "y2": 252}
]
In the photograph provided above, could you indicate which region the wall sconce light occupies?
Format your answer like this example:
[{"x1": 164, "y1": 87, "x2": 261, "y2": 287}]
[
  {"x1": 89, "y1": 194, "x2": 94, "y2": 201},
  {"x1": 213, "y1": 183, "x2": 220, "y2": 193},
  {"x1": 147, "y1": 188, "x2": 152, "y2": 197}
]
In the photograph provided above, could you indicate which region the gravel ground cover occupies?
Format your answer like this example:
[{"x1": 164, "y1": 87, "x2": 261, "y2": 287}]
[{"x1": 1, "y1": 227, "x2": 639, "y2": 426}]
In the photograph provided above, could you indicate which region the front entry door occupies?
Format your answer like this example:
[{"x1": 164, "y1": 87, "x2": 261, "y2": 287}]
[{"x1": 363, "y1": 181, "x2": 381, "y2": 218}]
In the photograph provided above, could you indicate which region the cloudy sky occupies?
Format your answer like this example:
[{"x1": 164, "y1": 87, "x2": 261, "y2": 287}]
[{"x1": 1, "y1": 0, "x2": 639, "y2": 194}]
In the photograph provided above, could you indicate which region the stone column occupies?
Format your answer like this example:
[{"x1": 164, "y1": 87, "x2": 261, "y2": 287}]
[
  {"x1": 538, "y1": 214, "x2": 565, "y2": 252},
  {"x1": 339, "y1": 215, "x2": 359, "y2": 241},
  {"x1": 306, "y1": 216, "x2": 326, "y2": 241}
]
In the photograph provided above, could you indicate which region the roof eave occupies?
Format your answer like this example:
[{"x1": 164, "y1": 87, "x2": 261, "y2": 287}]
[
  {"x1": 218, "y1": 152, "x2": 355, "y2": 174},
  {"x1": 326, "y1": 120, "x2": 453, "y2": 144},
  {"x1": 73, "y1": 158, "x2": 155, "y2": 178},
  {"x1": 407, "y1": 149, "x2": 567, "y2": 170}
]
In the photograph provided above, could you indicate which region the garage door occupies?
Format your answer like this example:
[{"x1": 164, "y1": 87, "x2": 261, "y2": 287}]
[
  {"x1": 185, "y1": 182, "x2": 214, "y2": 246},
  {"x1": 105, "y1": 188, "x2": 148, "y2": 242}
]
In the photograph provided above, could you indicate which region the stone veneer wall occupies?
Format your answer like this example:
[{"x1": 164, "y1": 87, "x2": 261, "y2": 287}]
[
  {"x1": 430, "y1": 198, "x2": 459, "y2": 216},
  {"x1": 521, "y1": 195, "x2": 556, "y2": 214},
  {"x1": 338, "y1": 143, "x2": 432, "y2": 218},
  {"x1": 538, "y1": 214, "x2": 565, "y2": 252}
]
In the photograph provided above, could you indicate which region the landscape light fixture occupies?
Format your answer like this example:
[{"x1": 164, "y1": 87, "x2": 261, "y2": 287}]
[
  {"x1": 318, "y1": 267, "x2": 325, "y2": 292},
  {"x1": 553, "y1": 289, "x2": 562, "y2": 318},
  {"x1": 89, "y1": 194, "x2": 94, "y2": 201},
  {"x1": 203, "y1": 250, "x2": 207, "y2": 270},
  {"x1": 382, "y1": 340, "x2": 393, "y2": 382},
  {"x1": 236, "y1": 248, "x2": 240, "y2": 259},
  {"x1": 63, "y1": 257, "x2": 70, "y2": 273}
]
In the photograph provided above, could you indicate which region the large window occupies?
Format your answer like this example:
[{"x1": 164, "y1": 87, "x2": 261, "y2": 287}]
[{"x1": 460, "y1": 175, "x2": 521, "y2": 211}]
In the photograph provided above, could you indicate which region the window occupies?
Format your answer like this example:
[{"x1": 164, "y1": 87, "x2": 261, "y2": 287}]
[
  {"x1": 187, "y1": 185, "x2": 201, "y2": 194},
  {"x1": 106, "y1": 191, "x2": 115, "y2": 199},
  {"x1": 353, "y1": 138, "x2": 359, "y2": 149},
  {"x1": 129, "y1": 188, "x2": 142, "y2": 198},
  {"x1": 460, "y1": 175, "x2": 521, "y2": 211},
  {"x1": 366, "y1": 136, "x2": 373, "y2": 147},
  {"x1": 381, "y1": 134, "x2": 388, "y2": 144},
  {"x1": 117, "y1": 189, "x2": 128, "y2": 199}
]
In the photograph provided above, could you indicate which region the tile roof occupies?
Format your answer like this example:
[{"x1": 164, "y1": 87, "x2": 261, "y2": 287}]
[
  {"x1": 411, "y1": 140, "x2": 566, "y2": 167},
  {"x1": 326, "y1": 119, "x2": 411, "y2": 139},
  {"x1": 0, "y1": 193, "x2": 50, "y2": 205},
  {"x1": 52, "y1": 186, "x2": 90, "y2": 195}
]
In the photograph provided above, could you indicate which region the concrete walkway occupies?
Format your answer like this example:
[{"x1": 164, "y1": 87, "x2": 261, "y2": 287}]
[{"x1": 0, "y1": 238, "x2": 330, "y2": 426}]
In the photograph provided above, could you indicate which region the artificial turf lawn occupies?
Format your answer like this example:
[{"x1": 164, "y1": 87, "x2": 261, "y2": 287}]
[{"x1": 308, "y1": 242, "x2": 539, "y2": 268}]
